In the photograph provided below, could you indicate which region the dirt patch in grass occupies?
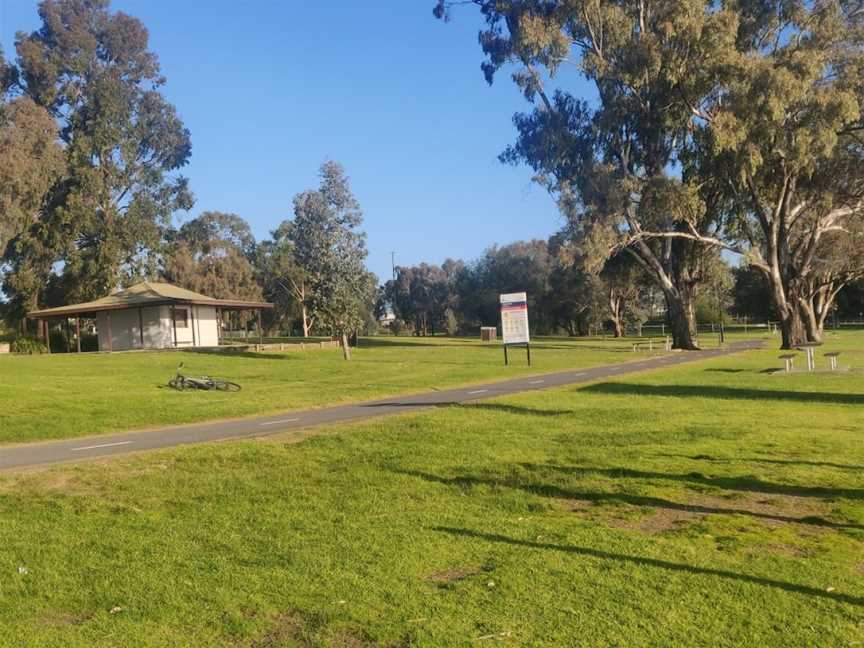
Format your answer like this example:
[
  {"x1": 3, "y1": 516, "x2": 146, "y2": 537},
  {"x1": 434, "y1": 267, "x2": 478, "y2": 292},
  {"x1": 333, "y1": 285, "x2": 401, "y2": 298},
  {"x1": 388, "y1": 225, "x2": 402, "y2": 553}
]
[
  {"x1": 692, "y1": 493, "x2": 836, "y2": 530},
  {"x1": 579, "y1": 491, "x2": 844, "y2": 535},
  {"x1": 855, "y1": 563, "x2": 864, "y2": 576},
  {"x1": 38, "y1": 611, "x2": 92, "y2": 627},
  {"x1": 607, "y1": 507, "x2": 703, "y2": 533},
  {"x1": 327, "y1": 628, "x2": 401, "y2": 648},
  {"x1": 562, "y1": 498, "x2": 595, "y2": 511},
  {"x1": 248, "y1": 613, "x2": 311, "y2": 648},
  {"x1": 747, "y1": 544, "x2": 809, "y2": 558},
  {"x1": 423, "y1": 565, "x2": 483, "y2": 584},
  {"x1": 0, "y1": 469, "x2": 83, "y2": 494}
]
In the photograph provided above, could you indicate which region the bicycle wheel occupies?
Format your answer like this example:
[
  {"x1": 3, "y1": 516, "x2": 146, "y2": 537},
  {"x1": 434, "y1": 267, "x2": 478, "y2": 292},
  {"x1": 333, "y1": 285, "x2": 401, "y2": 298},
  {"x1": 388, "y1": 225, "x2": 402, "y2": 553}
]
[
  {"x1": 168, "y1": 378, "x2": 185, "y2": 390},
  {"x1": 213, "y1": 380, "x2": 241, "y2": 392}
]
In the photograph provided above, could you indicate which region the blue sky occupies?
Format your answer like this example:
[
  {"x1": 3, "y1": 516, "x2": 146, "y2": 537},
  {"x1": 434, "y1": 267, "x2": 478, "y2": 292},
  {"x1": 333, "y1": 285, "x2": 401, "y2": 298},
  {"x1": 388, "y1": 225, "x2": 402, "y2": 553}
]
[{"x1": 1, "y1": 0, "x2": 597, "y2": 282}]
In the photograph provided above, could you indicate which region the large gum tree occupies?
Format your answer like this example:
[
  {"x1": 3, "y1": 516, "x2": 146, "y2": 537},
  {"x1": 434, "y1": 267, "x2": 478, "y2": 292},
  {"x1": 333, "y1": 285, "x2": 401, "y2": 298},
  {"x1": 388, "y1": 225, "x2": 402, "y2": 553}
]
[
  {"x1": 7, "y1": 0, "x2": 192, "y2": 311},
  {"x1": 692, "y1": 0, "x2": 864, "y2": 348},
  {"x1": 435, "y1": 0, "x2": 739, "y2": 349}
]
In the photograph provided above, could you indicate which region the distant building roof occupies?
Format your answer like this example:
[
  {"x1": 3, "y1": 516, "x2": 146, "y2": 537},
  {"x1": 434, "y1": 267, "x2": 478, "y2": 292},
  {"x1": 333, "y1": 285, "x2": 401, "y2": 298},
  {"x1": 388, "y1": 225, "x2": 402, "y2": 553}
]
[{"x1": 29, "y1": 281, "x2": 272, "y2": 318}]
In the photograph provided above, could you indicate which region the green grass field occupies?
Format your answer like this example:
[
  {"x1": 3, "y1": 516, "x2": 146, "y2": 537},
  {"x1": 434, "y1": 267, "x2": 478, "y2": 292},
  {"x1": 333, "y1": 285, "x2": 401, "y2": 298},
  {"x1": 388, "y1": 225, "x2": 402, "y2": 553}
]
[
  {"x1": 1, "y1": 334, "x2": 862, "y2": 646},
  {"x1": 0, "y1": 335, "x2": 709, "y2": 444}
]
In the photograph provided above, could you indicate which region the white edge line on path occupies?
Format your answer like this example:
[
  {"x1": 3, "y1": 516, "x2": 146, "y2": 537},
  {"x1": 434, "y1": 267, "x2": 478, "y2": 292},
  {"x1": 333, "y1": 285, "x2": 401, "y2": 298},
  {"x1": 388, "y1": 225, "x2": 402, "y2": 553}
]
[
  {"x1": 467, "y1": 389, "x2": 489, "y2": 395},
  {"x1": 529, "y1": 380, "x2": 544, "y2": 384},
  {"x1": 71, "y1": 441, "x2": 133, "y2": 452},
  {"x1": 259, "y1": 418, "x2": 301, "y2": 427}
]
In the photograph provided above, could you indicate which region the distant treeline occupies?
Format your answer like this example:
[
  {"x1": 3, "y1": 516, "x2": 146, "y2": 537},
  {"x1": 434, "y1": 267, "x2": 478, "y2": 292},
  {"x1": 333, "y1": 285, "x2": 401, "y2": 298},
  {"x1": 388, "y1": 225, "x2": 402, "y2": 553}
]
[{"x1": 384, "y1": 240, "x2": 864, "y2": 338}]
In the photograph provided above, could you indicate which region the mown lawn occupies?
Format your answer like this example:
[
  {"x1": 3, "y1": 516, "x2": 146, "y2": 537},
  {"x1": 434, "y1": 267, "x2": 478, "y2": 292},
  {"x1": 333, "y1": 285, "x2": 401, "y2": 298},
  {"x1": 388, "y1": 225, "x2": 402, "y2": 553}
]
[
  {"x1": 0, "y1": 335, "x2": 690, "y2": 444},
  {"x1": 1, "y1": 334, "x2": 862, "y2": 646}
]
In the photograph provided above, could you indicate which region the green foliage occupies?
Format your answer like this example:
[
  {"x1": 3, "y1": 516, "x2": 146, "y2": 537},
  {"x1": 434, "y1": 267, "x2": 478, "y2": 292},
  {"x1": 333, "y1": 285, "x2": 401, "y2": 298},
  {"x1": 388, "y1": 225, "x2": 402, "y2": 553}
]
[
  {"x1": 437, "y1": 0, "x2": 737, "y2": 348},
  {"x1": 733, "y1": 265, "x2": 775, "y2": 321},
  {"x1": 385, "y1": 261, "x2": 461, "y2": 336},
  {"x1": 162, "y1": 211, "x2": 263, "y2": 302},
  {"x1": 688, "y1": 0, "x2": 864, "y2": 346},
  {"x1": 4, "y1": 0, "x2": 193, "y2": 316},
  {"x1": 254, "y1": 220, "x2": 309, "y2": 335},
  {"x1": 292, "y1": 161, "x2": 375, "y2": 341},
  {"x1": 10, "y1": 336, "x2": 47, "y2": 355},
  {"x1": 0, "y1": 97, "x2": 64, "y2": 261}
]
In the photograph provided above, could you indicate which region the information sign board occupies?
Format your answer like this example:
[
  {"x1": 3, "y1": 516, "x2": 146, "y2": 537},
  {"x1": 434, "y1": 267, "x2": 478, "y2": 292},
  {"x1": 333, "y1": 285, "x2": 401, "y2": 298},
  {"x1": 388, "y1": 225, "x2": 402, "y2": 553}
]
[{"x1": 500, "y1": 292, "x2": 530, "y2": 345}]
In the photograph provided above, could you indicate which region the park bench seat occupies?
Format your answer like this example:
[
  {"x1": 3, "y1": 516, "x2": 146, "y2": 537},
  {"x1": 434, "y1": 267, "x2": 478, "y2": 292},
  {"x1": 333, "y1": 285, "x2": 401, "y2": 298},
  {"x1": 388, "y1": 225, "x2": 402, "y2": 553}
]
[{"x1": 825, "y1": 351, "x2": 841, "y2": 370}]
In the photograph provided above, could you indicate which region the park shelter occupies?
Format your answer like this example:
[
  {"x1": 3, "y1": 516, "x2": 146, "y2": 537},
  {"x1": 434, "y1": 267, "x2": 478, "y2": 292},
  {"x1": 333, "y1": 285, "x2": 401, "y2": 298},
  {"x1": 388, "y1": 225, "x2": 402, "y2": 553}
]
[{"x1": 28, "y1": 281, "x2": 273, "y2": 353}]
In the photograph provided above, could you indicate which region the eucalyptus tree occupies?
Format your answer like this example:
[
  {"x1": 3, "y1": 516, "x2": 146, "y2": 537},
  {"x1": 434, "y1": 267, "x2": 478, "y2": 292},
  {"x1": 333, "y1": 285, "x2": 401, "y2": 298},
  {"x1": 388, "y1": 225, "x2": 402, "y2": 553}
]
[
  {"x1": 162, "y1": 211, "x2": 263, "y2": 302},
  {"x1": 799, "y1": 221, "x2": 864, "y2": 338},
  {"x1": 692, "y1": 0, "x2": 864, "y2": 347},
  {"x1": 0, "y1": 96, "x2": 66, "y2": 319},
  {"x1": 386, "y1": 263, "x2": 451, "y2": 336},
  {"x1": 292, "y1": 161, "x2": 374, "y2": 359},
  {"x1": 10, "y1": 0, "x2": 192, "y2": 303},
  {"x1": 435, "y1": 0, "x2": 737, "y2": 348},
  {"x1": 255, "y1": 221, "x2": 314, "y2": 337},
  {"x1": 600, "y1": 251, "x2": 652, "y2": 338}
]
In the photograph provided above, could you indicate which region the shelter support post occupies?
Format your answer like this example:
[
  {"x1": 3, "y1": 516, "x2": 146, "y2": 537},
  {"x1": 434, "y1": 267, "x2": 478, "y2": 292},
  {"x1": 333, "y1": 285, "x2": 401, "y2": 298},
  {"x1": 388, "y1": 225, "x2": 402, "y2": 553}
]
[
  {"x1": 138, "y1": 307, "x2": 145, "y2": 348},
  {"x1": 190, "y1": 305, "x2": 197, "y2": 347},
  {"x1": 257, "y1": 309, "x2": 263, "y2": 347},
  {"x1": 43, "y1": 319, "x2": 51, "y2": 354},
  {"x1": 76, "y1": 317, "x2": 81, "y2": 353},
  {"x1": 171, "y1": 304, "x2": 178, "y2": 347},
  {"x1": 65, "y1": 317, "x2": 72, "y2": 353},
  {"x1": 106, "y1": 312, "x2": 113, "y2": 352}
]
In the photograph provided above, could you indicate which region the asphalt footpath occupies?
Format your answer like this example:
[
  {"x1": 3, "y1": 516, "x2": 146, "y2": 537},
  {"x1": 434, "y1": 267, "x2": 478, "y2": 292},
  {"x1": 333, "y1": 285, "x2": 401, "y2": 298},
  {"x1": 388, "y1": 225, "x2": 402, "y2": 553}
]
[{"x1": 0, "y1": 340, "x2": 761, "y2": 472}]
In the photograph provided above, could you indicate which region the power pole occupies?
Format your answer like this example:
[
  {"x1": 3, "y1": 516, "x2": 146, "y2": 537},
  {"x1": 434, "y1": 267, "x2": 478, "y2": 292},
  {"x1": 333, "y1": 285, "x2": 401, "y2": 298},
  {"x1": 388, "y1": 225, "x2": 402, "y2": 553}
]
[{"x1": 390, "y1": 251, "x2": 396, "y2": 281}]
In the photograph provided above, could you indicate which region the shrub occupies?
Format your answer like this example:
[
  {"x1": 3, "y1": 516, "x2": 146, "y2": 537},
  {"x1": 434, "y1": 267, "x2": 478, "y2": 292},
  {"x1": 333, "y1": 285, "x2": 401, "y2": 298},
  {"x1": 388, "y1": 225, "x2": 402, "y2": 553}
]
[
  {"x1": 11, "y1": 336, "x2": 48, "y2": 355},
  {"x1": 49, "y1": 330, "x2": 69, "y2": 351},
  {"x1": 80, "y1": 333, "x2": 99, "y2": 352}
]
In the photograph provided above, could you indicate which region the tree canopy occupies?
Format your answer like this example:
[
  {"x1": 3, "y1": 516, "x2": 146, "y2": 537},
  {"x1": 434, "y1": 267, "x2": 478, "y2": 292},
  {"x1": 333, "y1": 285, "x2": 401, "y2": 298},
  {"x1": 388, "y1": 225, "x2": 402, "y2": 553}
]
[
  {"x1": 162, "y1": 211, "x2": 263, "y2": 302},
  {"x1": 3, "y1": 0, "x2": 192, "y2": 315},
  {"x1": 435, "y1": 0, "x2": 864, "y2": 349},
  {"x1": 291, "y1": 161, "x2": 375, "y2": 358}
]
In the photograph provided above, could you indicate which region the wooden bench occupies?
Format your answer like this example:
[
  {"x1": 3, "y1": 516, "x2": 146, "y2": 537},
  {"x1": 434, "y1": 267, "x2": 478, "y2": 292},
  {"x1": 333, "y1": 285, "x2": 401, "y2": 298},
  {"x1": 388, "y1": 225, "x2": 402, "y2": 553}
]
[
  {"x1": 778, "y1": 354, "x2": 797, "y2": 373},
  {"x1": 825, "y1": 351, "x2": 841, "y2": 371}
]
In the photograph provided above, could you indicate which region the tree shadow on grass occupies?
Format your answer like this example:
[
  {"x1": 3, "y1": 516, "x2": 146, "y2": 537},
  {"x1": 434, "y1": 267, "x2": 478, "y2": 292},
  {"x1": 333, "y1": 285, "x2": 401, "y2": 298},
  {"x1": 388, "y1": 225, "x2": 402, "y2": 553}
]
[
  {"x1": 181, "y1": 348, "x2": 295, "y2": 361},
  {"x1": 395, "y1": 469, "x2": 864, "y2": 530},
  {"x1": 520, "y1": 463, "x2": 864, "y2": 500},
  {"x1": 361, "y1": 402, "x2": 575, "y2": 417},
  {"x1": 456, "y1": 403, "x2": 576, "y2": 417},
  {"x1": 432, "y1": 527, "x2": 864, "y2": 607},
  {"x1": 657, "y1": 453, "x2": 864, "y2": 472},
  {"x1": 528, "y1": 344, "x2": 633, "y2": 353},
  {"x1": 581, "y1": 382, "x2": 864, "y2": 405},
  {"x1": 354, "y1": 337, "x2": 483, "y2": 349}
]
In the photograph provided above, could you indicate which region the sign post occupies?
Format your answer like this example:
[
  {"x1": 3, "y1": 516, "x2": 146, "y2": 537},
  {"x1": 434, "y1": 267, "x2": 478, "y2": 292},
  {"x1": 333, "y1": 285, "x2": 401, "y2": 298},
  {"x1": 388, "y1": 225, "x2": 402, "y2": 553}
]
[{"x1": 500, "y1": 292, "x2": 531, "y2": 366}]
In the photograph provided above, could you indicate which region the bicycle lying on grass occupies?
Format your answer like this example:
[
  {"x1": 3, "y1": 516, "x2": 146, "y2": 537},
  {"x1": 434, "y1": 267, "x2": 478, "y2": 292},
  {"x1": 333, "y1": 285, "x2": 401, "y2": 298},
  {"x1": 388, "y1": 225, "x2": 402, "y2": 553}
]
[{"x1": 168, "y1": 363, "x2": 241, "y2": 392}]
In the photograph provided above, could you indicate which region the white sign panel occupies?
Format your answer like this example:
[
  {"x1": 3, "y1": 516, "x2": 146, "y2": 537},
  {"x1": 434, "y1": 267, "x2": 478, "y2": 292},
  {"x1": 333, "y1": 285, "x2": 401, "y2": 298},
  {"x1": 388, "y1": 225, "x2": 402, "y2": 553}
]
[{"x1": 500, "y1": 292, "x2": 530, "y2": 345}]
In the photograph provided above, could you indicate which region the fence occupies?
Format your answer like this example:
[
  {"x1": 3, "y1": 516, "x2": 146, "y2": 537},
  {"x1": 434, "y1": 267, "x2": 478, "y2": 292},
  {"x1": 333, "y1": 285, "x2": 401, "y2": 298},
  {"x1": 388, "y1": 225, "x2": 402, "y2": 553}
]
[
  {"x1": 622, "y1": 321, "x2": 776, "y2": 337},
  {"x1": 219, "y1": 340, "x2": 342, "y2": 353}
]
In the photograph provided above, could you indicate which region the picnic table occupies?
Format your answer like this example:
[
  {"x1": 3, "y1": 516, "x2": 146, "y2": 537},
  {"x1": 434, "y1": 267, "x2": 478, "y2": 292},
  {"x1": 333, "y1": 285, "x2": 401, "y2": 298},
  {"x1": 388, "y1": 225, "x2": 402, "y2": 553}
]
[
  {"x1": 825, "y1": 351, "x2": 841, "y2": 370},
  {"x1": 795, "y1": 342, "x2": 822, "y2": 371}
]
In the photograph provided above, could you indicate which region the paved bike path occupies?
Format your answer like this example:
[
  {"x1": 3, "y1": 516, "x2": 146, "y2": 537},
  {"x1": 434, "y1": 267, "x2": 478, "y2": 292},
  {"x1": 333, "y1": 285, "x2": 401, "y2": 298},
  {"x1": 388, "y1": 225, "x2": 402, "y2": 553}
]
[{"x1": 0, "y1": 341, "x2": 761, "y2": 471}]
